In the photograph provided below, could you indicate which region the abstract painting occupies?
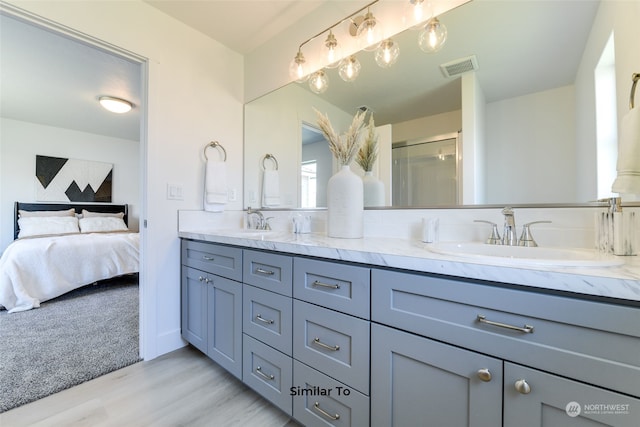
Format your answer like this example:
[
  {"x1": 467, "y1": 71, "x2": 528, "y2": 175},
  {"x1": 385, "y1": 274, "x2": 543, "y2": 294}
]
[{"x1": 36, "y1": 155, "x2": 113, "y2": 202}]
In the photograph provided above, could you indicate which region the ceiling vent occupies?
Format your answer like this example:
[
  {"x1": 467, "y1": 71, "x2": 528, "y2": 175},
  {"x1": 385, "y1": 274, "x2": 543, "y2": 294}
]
[{"x1": 440, "y1": 55, "x2": 479, "y2": 78}]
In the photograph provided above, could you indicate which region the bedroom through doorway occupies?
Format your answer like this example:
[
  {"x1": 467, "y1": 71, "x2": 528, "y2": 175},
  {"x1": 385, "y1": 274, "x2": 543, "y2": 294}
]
[{"x1": 0, "y1": 7, "x2": 146, "y2": 411}]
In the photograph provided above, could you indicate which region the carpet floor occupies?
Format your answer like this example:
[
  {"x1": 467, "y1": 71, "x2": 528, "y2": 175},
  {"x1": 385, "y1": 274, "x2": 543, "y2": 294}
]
[{"x1": 0, "y1": 275, "x2": 140, "y2": 413}]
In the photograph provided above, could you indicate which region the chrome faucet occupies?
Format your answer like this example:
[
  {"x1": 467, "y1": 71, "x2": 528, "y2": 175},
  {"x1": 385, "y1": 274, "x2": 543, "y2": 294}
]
[
  {"x1": 246, "y1": 207, "x2": 271, "y2": 230},
  {"x1": 501, "y1": 207, "x2": 518, "y2": 246}
]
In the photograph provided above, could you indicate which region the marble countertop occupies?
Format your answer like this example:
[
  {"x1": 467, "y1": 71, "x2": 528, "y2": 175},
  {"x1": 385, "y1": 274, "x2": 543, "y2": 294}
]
[{"x1": 178, "y1": 229, "x2": 640, "y2": 303}]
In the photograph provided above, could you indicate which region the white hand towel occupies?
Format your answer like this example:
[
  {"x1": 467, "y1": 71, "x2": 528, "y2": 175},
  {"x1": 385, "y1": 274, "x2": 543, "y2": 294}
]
[
  {"x1": 612, "y1": 107, "x2": 640, "y2": 195},
  {"x1": 204, "y1": 159, "x2": 227, "y2": 212},
  {"x1": 262, "y1": 169, "x2": 280, "y2": 207}
]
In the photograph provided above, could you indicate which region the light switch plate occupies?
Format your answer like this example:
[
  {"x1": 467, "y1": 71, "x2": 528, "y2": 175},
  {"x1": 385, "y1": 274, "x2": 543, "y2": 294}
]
[{"x1": 167, "y1": 183, "x2": 184, "y2": 200}]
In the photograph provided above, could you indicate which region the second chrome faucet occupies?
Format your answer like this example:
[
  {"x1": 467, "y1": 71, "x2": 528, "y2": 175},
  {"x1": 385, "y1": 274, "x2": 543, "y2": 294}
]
[{"x1": 475, "y1": 207, "x2": 550, "y2": 247}]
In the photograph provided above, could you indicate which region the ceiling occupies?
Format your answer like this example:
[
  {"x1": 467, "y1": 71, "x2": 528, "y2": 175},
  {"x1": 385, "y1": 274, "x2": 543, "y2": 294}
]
[{"x1": 0, "y1": 0, "x2": 600, "y2": 139}]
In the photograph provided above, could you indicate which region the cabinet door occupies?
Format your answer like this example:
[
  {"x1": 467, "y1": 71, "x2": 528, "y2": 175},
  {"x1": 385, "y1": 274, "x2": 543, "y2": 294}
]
[
  {"x1": 181, "y1": 266, "x2": 208, "y2": 353},
  {"x1": 504, "y1": 362, "x2": 640, "y2": 427},
  {"x1": 207, "y1": 275, "x2": 243, "y2": 379},
  {"x1": 371, "y1": 324, "x2": 502, "y2": 427}
]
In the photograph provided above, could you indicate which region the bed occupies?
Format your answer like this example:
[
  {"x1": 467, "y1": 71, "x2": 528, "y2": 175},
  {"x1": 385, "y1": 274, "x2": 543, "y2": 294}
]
[{"x1": 0, "y1": 202, "x2": 139, "y2": 313}]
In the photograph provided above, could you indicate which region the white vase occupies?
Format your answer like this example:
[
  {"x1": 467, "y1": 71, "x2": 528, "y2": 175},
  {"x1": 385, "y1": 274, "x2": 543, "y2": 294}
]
[
  {"x1": 362, "y1": 171, "x2": 385, "y2": 207},
  {"x1": 327, "y1": 165, "x2": 363, "y2": 238}
]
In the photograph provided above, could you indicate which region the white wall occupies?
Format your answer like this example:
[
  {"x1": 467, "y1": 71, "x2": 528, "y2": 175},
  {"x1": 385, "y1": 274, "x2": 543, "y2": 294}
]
[
  {"x1": 485, "y1": 85, "x2": 576, "y2": 204},
  {"x1": 0, "y1": 118, "x2": 140, "y2": 251},
  {"x1": 391, "y1": 110, "x2": 462, "y2": 144},
  {"x1": 3, "y1": 0, "x2": 244, "y2": 360},
  {"x1": 575, "y1": 0, "x2": 640, "y2": 202}
]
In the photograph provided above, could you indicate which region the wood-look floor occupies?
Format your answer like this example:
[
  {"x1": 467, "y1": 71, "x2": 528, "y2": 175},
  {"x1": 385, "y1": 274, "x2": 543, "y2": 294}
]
[{"x1": 0, "y1": 346, "x2": 301, "y2": 427}]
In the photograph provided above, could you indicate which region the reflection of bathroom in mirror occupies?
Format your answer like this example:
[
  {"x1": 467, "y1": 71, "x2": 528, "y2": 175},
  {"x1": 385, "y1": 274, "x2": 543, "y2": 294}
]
[
  {"x1": 244, "y1": 0, "x2": 639, "y2": 209},
  {"x1": 301, "y1": 124, "x2": 331, "y2": 208}
]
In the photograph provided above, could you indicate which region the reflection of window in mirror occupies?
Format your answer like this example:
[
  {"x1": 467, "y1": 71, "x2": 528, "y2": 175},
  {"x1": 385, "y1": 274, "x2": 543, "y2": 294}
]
[
  {"x1": 301, "y1": 161, "x2": 317, "y2": 208},
  {"x1": 301, "y1": 124, "x2": 332, "y2": 208},
  {"x1": 595, "y1": 33, "x2": 617, "y2": 199}
]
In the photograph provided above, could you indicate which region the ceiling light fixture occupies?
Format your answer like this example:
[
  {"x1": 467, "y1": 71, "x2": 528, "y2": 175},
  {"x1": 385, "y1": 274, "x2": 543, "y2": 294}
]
[
  {"x1": 404, "y1": 0, "x2": 426, "y2": 28},
  {"x1": 98, "y1": 96, "x2": 133, "y2": 114},
  {"x1": 375, "y1": 38, "x2": 400, "y2": 68},
  {"x1": 418, "y1": 17, "x2": 448, "y2": 53}
]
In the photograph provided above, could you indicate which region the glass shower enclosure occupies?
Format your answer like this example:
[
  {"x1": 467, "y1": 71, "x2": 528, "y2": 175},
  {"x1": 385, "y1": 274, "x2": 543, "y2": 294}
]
[{"x1": 392, "y1": 132, "x2": 460, "y2": 207}]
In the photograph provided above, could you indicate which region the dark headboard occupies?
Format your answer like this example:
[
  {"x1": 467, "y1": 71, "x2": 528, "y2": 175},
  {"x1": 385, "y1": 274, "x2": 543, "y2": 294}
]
[{"x1": 14, "y1": 202, "x2": 129, "y2": 240}]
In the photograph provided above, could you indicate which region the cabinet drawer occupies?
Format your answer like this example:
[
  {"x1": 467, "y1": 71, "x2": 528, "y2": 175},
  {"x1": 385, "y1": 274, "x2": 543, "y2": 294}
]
[
  {"x1": 181, "y1": 240, "x2": 242, "y2": 282},
  {"x1": 293, "y1": 300, "x2": 370, "y2": 395},
  {"x1": 294, "y1": 258, "x2": 370, "y2": 319},
  {"x1": 243, "y1": 334, "x2": 292, "y2": 416},
  {"x1": 243, "y1": 250, "x2": 293, "y2": 296},
  {"x1": 293, "y1": 360, "x2": 369, "y2": 427},
  {"x1": 243, "y1": 284, "x2": 292, "y2": 355},
  {"x1": 372, "y1": 268, "x2": 640, "y2": 398}
]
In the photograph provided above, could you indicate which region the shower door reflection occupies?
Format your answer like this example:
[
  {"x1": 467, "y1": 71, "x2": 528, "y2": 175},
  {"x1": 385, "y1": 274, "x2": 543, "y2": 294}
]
[{"x1": 392, "y1": 133, "x2": 460, "y2": 207}]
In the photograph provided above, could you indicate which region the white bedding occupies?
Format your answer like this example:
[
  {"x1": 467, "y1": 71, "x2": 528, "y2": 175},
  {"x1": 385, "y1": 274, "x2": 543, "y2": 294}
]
[{"x1": 0, "y1": 232, "x2": 139, "y2": 313}]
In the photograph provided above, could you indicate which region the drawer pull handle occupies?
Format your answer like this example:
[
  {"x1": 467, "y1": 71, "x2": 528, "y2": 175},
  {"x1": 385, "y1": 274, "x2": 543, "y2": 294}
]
[
  {"x1": 312, "y1": 280, "x2": 340, "y2": 289},
  {"x1": 256, "y1": 314, "x2": 274, "y2": 325},
  {"x1": 255, "y1": 267, "x2": 275, "y2": 276},
  {"x1": 313, "y1": 337, "x2": 340, "y2": 351},
  {"x1": 255, "y1": 366, "x2": 274, "y2": 381},
  {"x1": 515, "y1": 379, "x2": 531, "y2": 394},
  {"x1": 202, "y1": 255, "x2": 215, "y2": 261},
  {"x1": 313, "y1": 402, "x2": 340, "y2": 421},
  {"x1": 477, "y1": 368, "x2": 492, "y2": 382},
  {"x1": 477, "y1": 315, "x2": 534, "y2": 334}
]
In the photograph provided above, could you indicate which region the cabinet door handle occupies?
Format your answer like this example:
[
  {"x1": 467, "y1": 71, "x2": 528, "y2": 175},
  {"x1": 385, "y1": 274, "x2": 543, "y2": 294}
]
[
  {"x1": 515, "y1": 379, "x2": 531, "y2": 394},
  {"x1": 477, "y1": 368, "x2": 492, "y2": 382},
  {"x1": 255, "y1": 314, "x2": 274, "y2": 325},
  {"x1": 255, "y1": 366, "x2": 274, "y2": 381},
  {"x1": 198, "y1": 276, "x2": 205, "y2": 282},
  {"x1": 202, "y1": 255, "x2": 215, "y2": 261},
  {"x1": 313, "y1": 402, "x2": 340, "y2": 420},
  {"x1": 255, "y1": 267, "x2": 275, "y2": 276},
  {"x1": 477, "y1": 315, "x2": 534, "y2": 333},
  {"x1": 312, "y1": 280, "x2": 340, "y2": 289},
  {"x1": 312, "y1": 337, "x2": 340, "y2": 351}
]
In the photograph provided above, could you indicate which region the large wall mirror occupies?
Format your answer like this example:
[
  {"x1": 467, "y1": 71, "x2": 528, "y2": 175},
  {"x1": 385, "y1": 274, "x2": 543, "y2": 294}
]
[{"x1": 244, "y1": 0, "x2": 637, "y2": 209}]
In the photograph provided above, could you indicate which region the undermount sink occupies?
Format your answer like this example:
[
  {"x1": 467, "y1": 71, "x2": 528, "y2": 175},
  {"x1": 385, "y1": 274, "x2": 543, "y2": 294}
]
[{"x1": 426, "y1": 242, "x2": 625, "y2": 267}]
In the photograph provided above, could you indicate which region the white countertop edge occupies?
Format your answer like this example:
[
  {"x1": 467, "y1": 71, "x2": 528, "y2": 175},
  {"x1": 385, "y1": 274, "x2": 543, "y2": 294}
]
[{"x1": 178, "y1": 230, "x2": 640, "y2": 303}]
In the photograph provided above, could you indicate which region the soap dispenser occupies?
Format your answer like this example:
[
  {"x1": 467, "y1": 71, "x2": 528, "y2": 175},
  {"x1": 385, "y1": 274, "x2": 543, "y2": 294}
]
[{"x1": 596, "y1": 197, "x2": 637, "y2": 255}]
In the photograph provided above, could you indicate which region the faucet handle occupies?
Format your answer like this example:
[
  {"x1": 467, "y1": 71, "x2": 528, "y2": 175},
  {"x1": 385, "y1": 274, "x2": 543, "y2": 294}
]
[
  {"x1": 474, "y1": 220, "x2": 502, "y2": 245},
  {"x1": 264, "y1": 217, "x2": 274, "y2": 231},
  {"x1": 518, "y1": 221, "x2": 551, "y2": 247}
]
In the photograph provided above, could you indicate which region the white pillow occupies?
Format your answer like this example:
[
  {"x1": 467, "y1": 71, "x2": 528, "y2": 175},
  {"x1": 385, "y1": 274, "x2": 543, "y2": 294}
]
[
  {"x1": 79, "y1": 216, "x2": 128, "y2": 233},
  {"x1": 19, "y1": 208, "x2": 75, "y2": 218},
  {"x1": 18, "y1": 216, "x2": 80, "y2": 238},
  {"x1": 81, "y1": 209, "x2": 125, "y2": 219}
]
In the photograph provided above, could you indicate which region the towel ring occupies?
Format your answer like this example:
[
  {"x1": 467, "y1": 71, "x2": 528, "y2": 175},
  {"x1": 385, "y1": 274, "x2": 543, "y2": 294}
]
[
  {"x1": 262, "y1": 153, "x2": 279, "y2": 170},
  {"x1": 204, "y1": 141, "x2": 227, "y2": 162},
  {"x1": 630, "y1": 73, "x2": 640, "y2": 110}
]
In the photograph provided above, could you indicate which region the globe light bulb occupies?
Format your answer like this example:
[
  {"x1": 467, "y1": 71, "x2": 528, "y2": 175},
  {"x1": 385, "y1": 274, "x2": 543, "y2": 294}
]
[
  {"x1": 323, "y1": 31, "x2": 342, "y2": 69},
  {"x1": 309, "y1": 70, "x2": 329, "y2": 94},
  {"x1": 356, "y1": 10, "x2": 383, "y2": 52},
  {"x1": 375, "y1": 39, "x2": 400, "y2": 68},
  {"x1": 418, "y1": 17, "x2": 447, "y2": 53},
  {"x1": 289, "y1": 50, "x2": 308, "y2": 82},
  {"x1": 338, "y1": 56, "x2": 361, "y2": 82}
]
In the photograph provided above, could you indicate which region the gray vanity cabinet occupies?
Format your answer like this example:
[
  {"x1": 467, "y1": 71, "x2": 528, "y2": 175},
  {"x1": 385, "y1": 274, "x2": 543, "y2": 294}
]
[
  {"x1": 371, "y1": 268, "x2": 640, "y2": 426},
  {"x1": 180, "y1": 240, "x2": 243, "y2": 379},
  {"x1": 371, "y1": 323, "x2": 503, "y2": 427}
]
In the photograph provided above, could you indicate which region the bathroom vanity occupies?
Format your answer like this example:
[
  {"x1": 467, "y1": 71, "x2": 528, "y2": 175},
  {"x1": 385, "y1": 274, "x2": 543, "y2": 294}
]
[{"x1": 179, "y1": 229, "x2": 640, "y2": 427}]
